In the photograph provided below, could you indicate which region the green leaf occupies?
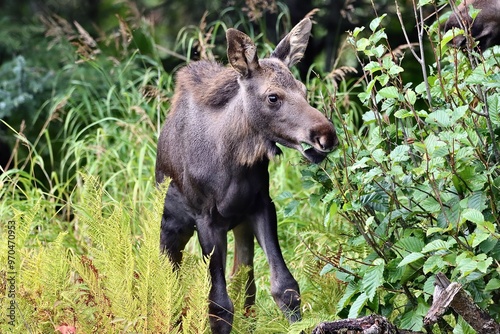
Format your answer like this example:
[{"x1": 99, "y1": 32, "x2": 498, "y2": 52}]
[
  {"x1": 423, "y1": 276, "x2": 436, "y2": 301},
  {"x1": 390, "y1": 144, "x2": 410, "y2": 162},
  {"x1": 441, "y1": 28, "x2": 464, "y2": 51},
  {"x1": 398, "y1": 252, "x2": 425, "y2": 267},
  {"x1": 362, "y1": 259, "x2": 385, "y2": 301},
  {"x1": 405, "y1": 89, "x2": 417, "y2": 105},
  {"x1": 427, "y1": 109, "x2": 452, "y2": 127},
  {"x1": 362, "y1": 110, "x2": 378, "y2": 123},
  {"x1": 348, "y1": 292, "x2": 369, "y2": 319},
  {"x1": 423, "y1": 255, "x2": 445, "y2": 274},
  {"x1": 378, "y1": 86, "x2": 400, "y2": 99},
  {"x1": 394, "y1": 109, "x2": 413, "y2": 119},
  {"x1": 283, "y1": 200, "x2": 299, "y2": 217},
  {"x1": 364, "y1": 61, "x2": 383, "y2": 74},
  {"x1": 462, "y1": 208, "x2": 484, "y2": 224},
  {"x1": 356, "y1": 37, "x2": 370, "y2": 51},
  {"x1": 477, "y1": 256, "x2": 492, "y2": 273},
  {"x1": 466, "y1": 192, "x2": 488, "y2": 212},
  {"x1": 453, "y1": 316, "x2": 476, "y2": 334},
  {"x1": 487, "y1": 94, "x2": 500, "y2": 126},
  {"x1": 352, "y1": 26, "x2": 365, "y2": 38},
  {"x1": 396, "y1": 237, "x2": 425, "y2": 253},
  {"x1": 456, "y1": 253, "x2": 478, "y2": 277},
  {"x1": 485, "y1": 278, "x2": 500, "y2": 291},
  {"x1": 369, "y1": 14, "x2": 386, "y2": 32},
  {"x1": 337, "y1": 282, "x2": 359, "y2": 311},
  {"x1": 399, "y1": 303, "x2": 425, "y2": 330},
  {"x1": 422, "y1": 240, "x2": 448, "y2": 253}
]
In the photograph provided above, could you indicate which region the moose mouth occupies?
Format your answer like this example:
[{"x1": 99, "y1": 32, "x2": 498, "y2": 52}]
[{"x1": 299, "y1": 142, "x2": 331, "y2": 164}]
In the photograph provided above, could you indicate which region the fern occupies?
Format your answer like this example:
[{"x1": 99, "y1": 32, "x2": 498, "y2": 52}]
[
  {"x1": 1, "y1": 176, "x2": 213, "y2": 333},
  {"x1": 228, "y1": 265, "x2": 256, "y2": 334}
]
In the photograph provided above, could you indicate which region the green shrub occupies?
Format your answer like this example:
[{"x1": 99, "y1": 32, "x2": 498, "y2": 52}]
[{"x1": 307, "y1": 2, "x2": 500, "y2": 332}]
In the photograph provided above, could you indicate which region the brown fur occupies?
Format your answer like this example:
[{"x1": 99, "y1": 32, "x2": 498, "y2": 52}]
[{"x1": 155, "y1": 18, "x2": 338, "y2": 334}]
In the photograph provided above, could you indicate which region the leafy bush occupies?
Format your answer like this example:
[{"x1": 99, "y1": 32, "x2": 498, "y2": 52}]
[{"x1": 307, "y1": 2, "x2": 500, "y2": 332}]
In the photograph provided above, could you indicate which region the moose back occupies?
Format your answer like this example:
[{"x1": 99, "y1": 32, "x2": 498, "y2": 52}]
[
  {"x1": 445, "y1": 0, "x2": 500, "y2": 50},
  {"x1": 155, "y1": 18, "x2": 338, "y2": 334}
]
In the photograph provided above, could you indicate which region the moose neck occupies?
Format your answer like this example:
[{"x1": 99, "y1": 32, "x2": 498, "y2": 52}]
[{"x1": 215, "y1": 95, "x2": 280, "y2": 167}]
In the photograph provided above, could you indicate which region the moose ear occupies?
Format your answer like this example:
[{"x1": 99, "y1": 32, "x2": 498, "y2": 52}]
[
  {"x1": 271, "y1": 18, "x2": 312, "y2": 67},
  {"x1": 226, "y1": 28, "x2": 260, "y2": 76}
]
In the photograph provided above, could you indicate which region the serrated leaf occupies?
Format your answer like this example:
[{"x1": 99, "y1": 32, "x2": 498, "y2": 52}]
[
  {"x1": 427, "y1": 109, "x2": 452, "y2": 127},
  {"x1": 462, "y1": 208, "x2": 484, "y2": 224},
  {"x1": 423, "y1": 255, "x2": 445, "y2": 274},
  {"x1": 283, "y1": 200, "x2": 299, "y2": 217},
  {"x1": 487, "y1": 94, "x2": 500, "y2": 126},
  {"x1": 396, "y1": 237, "x2": 425, "y2": 253},
  {"x1": 485, "y1": 278, "x2": 500, "y2": 291},
  {"x1": 398, "y1": 252, "x2": 425, "y2": 267},
  {"x1": 378, "y1": 86, "x2": 400, "y2": 99},
  {"x1": 399, "y1": 305, "x2": 425, "y2": 330},
  {"x1": 390, "y1": 144, "x2": 410, "y2": 162},
  {"x1": 422, "y1": 240, "x2": 448, "y2": 253},
  {"x1": 348, "y1": 292, "x2": 369, "y2": 319},
  {"x1": 337, "y1": 282, "x2": 359, "y2": 311},
  {"x1": 467, "y1": 191, "x2": 488, "y2": 211},
  {"x1": 362, "y1": 259, "x2": 385, "y2": 301}
]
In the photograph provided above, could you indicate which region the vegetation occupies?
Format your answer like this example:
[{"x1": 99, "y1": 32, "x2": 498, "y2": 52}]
[{"x1": 0, "y1": 0, "x2": 499, "y2": 333}]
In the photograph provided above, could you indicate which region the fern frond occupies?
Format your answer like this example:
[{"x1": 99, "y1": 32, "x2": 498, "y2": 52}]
[
  {"x1": 228, "y1": 265, "x2": 256, "y2": 333},
  {"x1": 76, "y1": 174, "x2": 105, "y2": 247},
  {"x1": 180, "y1": 253, "x2": 211, "y2": 334},
  {"x1": 135, "y1": 179, "x2": 185, "y2": 333}
]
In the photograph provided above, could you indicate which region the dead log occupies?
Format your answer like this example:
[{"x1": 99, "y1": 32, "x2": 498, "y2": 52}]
[
  {"x1": 423, "y1": 273, "x2": 500, "y2": 334},
  {"x1": 311, "y1": 314, "x2": 424, "y2": 334}
]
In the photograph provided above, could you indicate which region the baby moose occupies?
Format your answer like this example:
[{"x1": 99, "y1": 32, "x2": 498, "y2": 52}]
[{"x1": 155, "y1": 18, "x2": 338, "y2": 334}]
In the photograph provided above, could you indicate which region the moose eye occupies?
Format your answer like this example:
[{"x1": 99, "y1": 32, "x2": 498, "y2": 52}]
[{"x1": 267, "y1": 94, "x2": 279, "y2": 104}]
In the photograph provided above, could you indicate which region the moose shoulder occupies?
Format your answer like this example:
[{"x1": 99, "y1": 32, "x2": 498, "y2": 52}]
[{"x1": 156, "y1": 17, "x2": 338, "y2": 334}]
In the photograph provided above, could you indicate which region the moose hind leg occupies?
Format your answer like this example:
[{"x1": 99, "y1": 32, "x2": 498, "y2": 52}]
[
  {"x1": 232, "y1": 222, "x2": 256, "y2": 314},
  {"x1": 160, "y1": 185, "x2": 195, "y2": 265}
]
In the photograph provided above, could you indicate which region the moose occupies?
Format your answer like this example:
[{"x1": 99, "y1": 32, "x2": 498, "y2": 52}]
[
  {"x1": 155, "y1": 17, "x2": 338, "y2": 334},
  {"x1": 445, "y1": 0, "x2": 500, "y2": 50}
]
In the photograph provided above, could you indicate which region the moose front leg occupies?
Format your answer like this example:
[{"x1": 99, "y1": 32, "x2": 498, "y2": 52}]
[
  {"x1": 250, "y1": 195, "x2": 302, "y2": 323},
  {"x1": 196, "y1": 215, "x2": 234, "y2": 334}
]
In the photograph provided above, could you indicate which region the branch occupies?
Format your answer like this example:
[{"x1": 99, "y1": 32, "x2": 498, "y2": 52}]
[{"x1": 424, "y1": 273, "x2": 500, "y2": 334}]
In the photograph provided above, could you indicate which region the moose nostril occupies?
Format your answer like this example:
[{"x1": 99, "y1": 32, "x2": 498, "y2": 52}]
[
  {"x1": 313, "y1": 131, "x2": 339, "y2": 151},
  {"x1": 314, "y1": 135, "x2": 331, "y2": 151}
]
